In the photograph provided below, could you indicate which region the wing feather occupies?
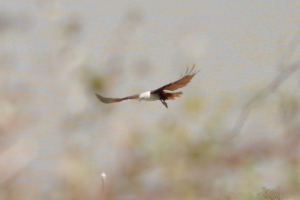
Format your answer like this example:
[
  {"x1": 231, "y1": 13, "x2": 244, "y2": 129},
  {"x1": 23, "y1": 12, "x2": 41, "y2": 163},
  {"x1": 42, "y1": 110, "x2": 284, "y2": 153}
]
[
  {"x1": 95, "y1": 93, "x2": 139, "y2": 104},
  {"x1": 151, "y1": 65, "x2": 199, "y2": 93}
]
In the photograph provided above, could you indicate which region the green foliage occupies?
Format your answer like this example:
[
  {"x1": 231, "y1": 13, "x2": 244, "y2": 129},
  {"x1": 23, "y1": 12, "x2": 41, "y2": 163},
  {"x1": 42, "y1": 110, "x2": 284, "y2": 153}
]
[{"x1": 256, "y1": 187, "x2": 281, "y2": 200}]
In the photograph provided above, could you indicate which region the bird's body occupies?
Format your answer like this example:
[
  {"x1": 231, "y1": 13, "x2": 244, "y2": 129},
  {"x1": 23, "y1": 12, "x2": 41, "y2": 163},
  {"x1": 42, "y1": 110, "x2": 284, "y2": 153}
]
[
  {"x1": 95, "y1": 65, "x2": 198, "y2": 108},
  {"x1": 139, "y1": 91, "x2": 159, "y2": 101}
]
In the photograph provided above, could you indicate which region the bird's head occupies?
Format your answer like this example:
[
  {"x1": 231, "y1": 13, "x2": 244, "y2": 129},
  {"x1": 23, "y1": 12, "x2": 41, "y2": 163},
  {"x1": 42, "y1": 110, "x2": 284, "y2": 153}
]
[{"x1": 139, "y1": 91, "x2": 151, "y2": 102}]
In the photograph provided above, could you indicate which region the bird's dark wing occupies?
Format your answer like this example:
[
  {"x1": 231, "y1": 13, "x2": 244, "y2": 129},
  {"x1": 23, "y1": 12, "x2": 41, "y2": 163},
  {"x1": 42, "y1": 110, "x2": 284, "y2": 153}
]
[
  {"x1": 95, "y1": 93, "x2": 139, "y2": 104},
  {"x1": 151, "y1": 65, "x2": 199, "y2": 93}
]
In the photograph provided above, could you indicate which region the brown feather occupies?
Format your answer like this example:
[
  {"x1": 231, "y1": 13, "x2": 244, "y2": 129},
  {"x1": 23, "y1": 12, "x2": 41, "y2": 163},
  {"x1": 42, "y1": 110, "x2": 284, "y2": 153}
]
[
  {"x1": 165, "y1": 91, "x2": 183, "y2": 100},
  {"x1": 95, "y1": 93, "x2": 139, "y2": 104},
  {"x1": 151, "y1": 65, "x2": 199, "y2": 93}
]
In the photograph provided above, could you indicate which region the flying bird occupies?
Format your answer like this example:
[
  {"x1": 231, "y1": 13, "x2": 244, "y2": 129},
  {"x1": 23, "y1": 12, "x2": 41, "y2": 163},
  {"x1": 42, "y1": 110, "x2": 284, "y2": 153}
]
[{"x1": 95, "y1": 65, "x2": 199, "y2": 108}]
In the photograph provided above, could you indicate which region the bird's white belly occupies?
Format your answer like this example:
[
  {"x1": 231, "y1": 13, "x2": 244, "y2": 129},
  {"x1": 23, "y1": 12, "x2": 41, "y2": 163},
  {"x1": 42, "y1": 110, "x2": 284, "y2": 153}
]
[{"x1": 139, "y1": 91, "x2": 160, "y2": 101}]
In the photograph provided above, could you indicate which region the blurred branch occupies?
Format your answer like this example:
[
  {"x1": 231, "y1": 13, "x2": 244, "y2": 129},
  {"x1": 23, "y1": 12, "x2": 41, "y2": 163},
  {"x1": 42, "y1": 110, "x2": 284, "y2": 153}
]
[{"x1": 230, "y1": 31, "x2": 300, "y2": 138}]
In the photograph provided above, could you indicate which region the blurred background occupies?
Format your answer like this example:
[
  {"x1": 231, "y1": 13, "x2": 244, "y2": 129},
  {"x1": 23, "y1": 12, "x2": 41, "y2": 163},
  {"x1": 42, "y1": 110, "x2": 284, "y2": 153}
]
[{"x1": 1, "y1": 0, "x2": 300, "y2": 199}]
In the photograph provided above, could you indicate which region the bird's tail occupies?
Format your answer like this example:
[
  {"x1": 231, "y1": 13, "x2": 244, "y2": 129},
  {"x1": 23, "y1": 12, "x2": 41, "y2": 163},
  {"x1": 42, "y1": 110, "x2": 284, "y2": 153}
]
[{"x1": 165, "y1": 91, "x2": 183, "y2": 100}]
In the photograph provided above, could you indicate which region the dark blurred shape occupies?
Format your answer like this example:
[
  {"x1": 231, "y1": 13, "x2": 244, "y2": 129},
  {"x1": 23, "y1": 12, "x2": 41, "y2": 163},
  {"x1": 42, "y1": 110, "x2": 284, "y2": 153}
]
[
  {"x1": 82, "y1": 66, "x2": 105, "y2": 91},
  {"x1": 61, "y1": 14, "x2": 82, "y2": 39},
  {"x1": 123, "y1": 8, "x2": 143, "y2": 26}
]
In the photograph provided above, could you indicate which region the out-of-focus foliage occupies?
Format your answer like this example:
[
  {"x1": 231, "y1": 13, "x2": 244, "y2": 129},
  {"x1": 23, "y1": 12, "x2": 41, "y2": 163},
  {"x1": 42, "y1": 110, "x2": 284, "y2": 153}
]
[
  {"x1": 256, "y1": 187, "x2": 281, "y2": 200},
  {"x1": 1, "y1": 1, "x2": 300, "y2": 200}
]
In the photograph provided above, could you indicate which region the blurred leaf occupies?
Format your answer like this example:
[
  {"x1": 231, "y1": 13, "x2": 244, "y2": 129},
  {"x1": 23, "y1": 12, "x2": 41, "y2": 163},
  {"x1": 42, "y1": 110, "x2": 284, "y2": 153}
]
[
  {"x1": 82, "y1": 66, "x2": 105, "y2": 91},
  {"x1": 256, "y1": 187, "x2": 281, "y2": 200}
]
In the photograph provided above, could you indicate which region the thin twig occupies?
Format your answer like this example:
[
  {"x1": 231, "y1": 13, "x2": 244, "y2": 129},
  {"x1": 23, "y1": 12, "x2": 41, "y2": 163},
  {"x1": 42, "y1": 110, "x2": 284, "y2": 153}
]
[
  {"x1": 100, "y1": 173, "x2": 106, "y2": 200},
  {"x1": 229, "y1": 31, "x2": 300, "y2": 138}
]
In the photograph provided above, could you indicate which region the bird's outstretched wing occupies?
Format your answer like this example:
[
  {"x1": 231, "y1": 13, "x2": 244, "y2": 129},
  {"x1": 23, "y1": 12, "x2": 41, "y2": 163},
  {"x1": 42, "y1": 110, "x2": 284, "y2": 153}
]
[
  {"x1": 95, "y1": 93, "x2": 139, "y2": 104},
  {"x1": 151, "y1": 65, "x2": 199, "y2": 93}
]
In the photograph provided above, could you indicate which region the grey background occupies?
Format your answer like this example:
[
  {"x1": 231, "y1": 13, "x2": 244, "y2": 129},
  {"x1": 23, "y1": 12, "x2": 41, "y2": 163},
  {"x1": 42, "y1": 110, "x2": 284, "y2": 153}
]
[{"x1": 1, "y1": 1, "x2": 300, "y2": 199}]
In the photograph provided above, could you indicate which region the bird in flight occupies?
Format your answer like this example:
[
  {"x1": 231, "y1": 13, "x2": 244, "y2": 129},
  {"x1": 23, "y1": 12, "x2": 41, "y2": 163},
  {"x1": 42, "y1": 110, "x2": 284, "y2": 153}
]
[{"x1": 95, "y1": 65, "x2": 199, "y2": 108}]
